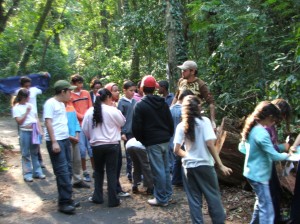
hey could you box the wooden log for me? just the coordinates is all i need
[217,146,245,185]
[220,117,244,134]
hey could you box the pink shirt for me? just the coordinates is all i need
[133,92,143,102]
[82,104,126,146]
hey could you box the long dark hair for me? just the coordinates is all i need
[12,88,30,106]
[241,101,281,141]
[93,88,112,128]
[182,95,202,142]
[271,98,292,133]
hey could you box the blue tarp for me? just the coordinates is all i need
[0,74,50,94]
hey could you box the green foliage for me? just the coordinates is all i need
[0,0,299,125]
[187,0,300,122]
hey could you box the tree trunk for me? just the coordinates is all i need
[165,0,187,92]
[130,41,140,82]
[216,117,296,194]
[100,0,110,48]
[17,0,54,75]
[0,0,20,34]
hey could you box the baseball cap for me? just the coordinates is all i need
[177,60,198,70]
[54,80,76,92]
[141,75,159,88]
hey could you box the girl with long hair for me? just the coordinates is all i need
[12,88,45,182]
[173,95,232,223]
[267,99,292,223]
[239,101,290,224]
[82,88,125,207]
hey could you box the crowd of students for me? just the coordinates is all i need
[10,60,300,223]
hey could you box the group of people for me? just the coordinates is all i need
[10,60,300,224]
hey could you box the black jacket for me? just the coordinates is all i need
[132,94,174,146]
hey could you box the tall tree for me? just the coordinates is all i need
[165,0,187,92]
[17,0,54,75]
[0,0,20,34]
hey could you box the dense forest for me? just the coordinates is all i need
[0,0,299,130]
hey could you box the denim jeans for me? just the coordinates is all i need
[182,165,225,224]
[79,131,93,158]
[92,144,120,207]
[19,130,44,179]
[247,178,274,224]
[147,142,172,204]
[46,139,73,205]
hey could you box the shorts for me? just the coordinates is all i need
[79,131,93,158]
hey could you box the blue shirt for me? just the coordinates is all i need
[66,104,81,137]
[169,103,182,149]
[241,125,289,182]
[165,93,174,107]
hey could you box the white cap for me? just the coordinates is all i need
[177,60,198,70]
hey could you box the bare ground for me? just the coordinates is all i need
[0,116,255,224]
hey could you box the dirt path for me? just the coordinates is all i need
[0,116,254,223]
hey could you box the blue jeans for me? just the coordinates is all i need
[147,142,172,204]
[247,178,274,224]
[46,139,73,205]
[19,130,43,179]
[92,144,120,207]
[79,131,93,158]
[182,165,225,224]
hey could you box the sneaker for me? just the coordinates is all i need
[73,181,90,189]
[24,177,33,182]
[33,174,46,179]
[117,191,130,197]
[58,204,75,214]
[132,186,139,194]
[83,173,91,182]
[147,198,168,207]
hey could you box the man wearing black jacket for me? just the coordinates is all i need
[132,75,174,207]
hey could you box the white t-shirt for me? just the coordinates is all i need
[28,87,42,114]
[12,103,37,128]
[173,116,216,168]
[43,98,69,141]
[15,87,42,114]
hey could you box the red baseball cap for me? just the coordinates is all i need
[141,75,159,88]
